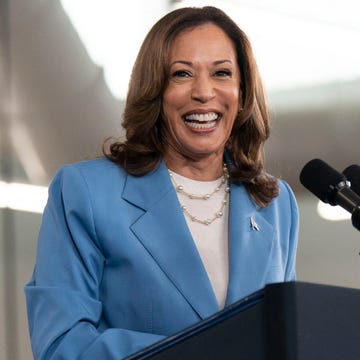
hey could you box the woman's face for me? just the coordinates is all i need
[162,23,240,164]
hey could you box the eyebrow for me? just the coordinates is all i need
[170,59,234,67]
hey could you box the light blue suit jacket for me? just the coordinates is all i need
[25,157,298,359]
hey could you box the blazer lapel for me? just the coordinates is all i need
[225,183,275,305]
[122,162,219,320]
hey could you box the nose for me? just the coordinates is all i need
[191,75,215,103]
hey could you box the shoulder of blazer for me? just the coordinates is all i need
[56,158,174,211]
[53,157,127,190]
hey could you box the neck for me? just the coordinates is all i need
[164,153,224,181]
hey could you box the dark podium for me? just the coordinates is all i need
[126,282,360,360]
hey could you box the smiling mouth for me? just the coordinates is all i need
[183,112,221,130]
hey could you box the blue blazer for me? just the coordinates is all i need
[25,157,299,359]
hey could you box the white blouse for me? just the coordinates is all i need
[170,171,229,309]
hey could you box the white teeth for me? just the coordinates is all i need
[185,121,217,129]
[184,112,218,122]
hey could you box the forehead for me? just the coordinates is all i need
[169,23,237,60]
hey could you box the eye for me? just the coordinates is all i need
[214,69,232,77]
[172,70,191,78]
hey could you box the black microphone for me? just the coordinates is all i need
[343,164,360,196]
[300,159,360,231]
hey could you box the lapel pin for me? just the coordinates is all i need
[250,217,260,231]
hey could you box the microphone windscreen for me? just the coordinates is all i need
[299,159,346,204]
[343,164,360,195]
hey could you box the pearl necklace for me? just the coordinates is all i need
[168,164,230,225]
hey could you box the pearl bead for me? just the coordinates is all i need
[168,164,230,226]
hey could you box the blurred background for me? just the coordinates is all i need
[0,0,359,358]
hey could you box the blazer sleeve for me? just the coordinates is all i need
[24,165,165,360]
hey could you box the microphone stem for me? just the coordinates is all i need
[335,187,360,213]
[352,207,360,232]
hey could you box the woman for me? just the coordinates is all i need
[25,6,298,360]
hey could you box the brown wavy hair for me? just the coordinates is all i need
[103,6,279,207]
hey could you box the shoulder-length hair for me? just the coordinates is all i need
[103,6,279,207]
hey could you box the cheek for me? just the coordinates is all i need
[224,90,240,132]
[162,89,188,123]
[162,92,177,118]
[225,90,240,122]
[219,83,240,112]
[164,83,190,104]
[162,95,182,134]
[228,87,240,106]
